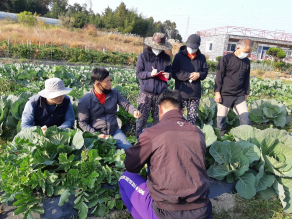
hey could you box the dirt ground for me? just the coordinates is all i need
[251,69,292,80]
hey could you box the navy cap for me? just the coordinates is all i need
[186,34,201,49]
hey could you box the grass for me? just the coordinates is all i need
[0,20,182,56]
[213,194,292,219]
[0,138,6,146]
[68,194,292,219]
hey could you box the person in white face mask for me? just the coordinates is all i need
[135,32,173,138]
[214,38,253,136]
[172,34,209,125]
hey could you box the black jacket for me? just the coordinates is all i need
[136,49,172,95]
[172,46,208,99]
[214,52,250,96]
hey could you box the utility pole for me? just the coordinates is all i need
[184,15,190,42]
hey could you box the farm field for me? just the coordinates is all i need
[0,20,182,57]
[1,63,292,218]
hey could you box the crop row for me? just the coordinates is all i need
[1,63,292,218]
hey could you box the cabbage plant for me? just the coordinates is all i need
[249,99,288,128]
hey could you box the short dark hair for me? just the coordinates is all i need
[158,89,183,110]
[91,68,110,83]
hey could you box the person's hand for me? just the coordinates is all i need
[41,125,47,134]
[189,72,200,81]
[245,95,248,101]
[215,92,222,103]
[98,134,109,139]
[162,72,170,79]
[133,110,141,119]
[151,66,158,77]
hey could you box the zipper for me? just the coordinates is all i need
[103,97,109,135]
[49,105,58,127]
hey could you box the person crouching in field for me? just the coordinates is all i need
[78,68,141,151]
[21,78,75,132]
[135,32,172,138]
[119,89,212,219]
[214,39,253,136]
[172,34,208,125]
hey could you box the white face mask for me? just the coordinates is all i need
[187,47,197,54]
[238,52,249,59]
[152,48,162,56]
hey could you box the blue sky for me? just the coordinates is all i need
[68,0,292,41]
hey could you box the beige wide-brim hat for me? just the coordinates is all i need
[144,32,173,50]
[39,78,72,99]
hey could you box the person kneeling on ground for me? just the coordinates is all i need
[119,89,212,219]
[78,68,141,151]
[21,78,75,132]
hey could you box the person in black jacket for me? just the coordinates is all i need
[214,39,253,136]
[172,34,208,125]
[135,32,173,137]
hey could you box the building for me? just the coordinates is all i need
[197,26,292,63]
[0,11,61,25]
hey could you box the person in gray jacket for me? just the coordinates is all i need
[78,68,141,150]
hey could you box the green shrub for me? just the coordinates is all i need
[16,11,38,26]
[216,56,222,62]
[274,62,285,72]
[267,47,286,61]
[207,60,218,73]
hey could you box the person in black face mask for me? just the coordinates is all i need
[78,68,141,151]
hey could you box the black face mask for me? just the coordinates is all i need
[99,84,111,95]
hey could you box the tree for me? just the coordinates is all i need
[267,47,286,62]
[154,20,182,42]
[0,0,10,12]
[102,7,115,29]
[46,0,68,18]
[1,0,51,15]
[267,47,287,72]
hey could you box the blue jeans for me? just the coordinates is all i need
[112,128,132,151]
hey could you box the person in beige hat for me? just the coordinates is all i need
[135,32,173,138]
[21,78,75,131]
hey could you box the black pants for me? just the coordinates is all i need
[135,92,159,138]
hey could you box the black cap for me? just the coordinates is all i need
[186,34,201,49]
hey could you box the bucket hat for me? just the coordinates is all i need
[186,34,201,49]
[38,78,72,99]
[144,32,173,50]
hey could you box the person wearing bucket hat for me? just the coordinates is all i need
[21,78,75,131]
[78,68,141,151]
[135,32,173,138]
[172,34,208,125]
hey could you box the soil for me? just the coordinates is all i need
[0,179,236,219]
[251,69,292,80]
[210,193,236,214]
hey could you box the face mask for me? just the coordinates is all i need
[238,52,249,59]
[152,48,162,56]
[99,84,111,95]
[187,47,197,54]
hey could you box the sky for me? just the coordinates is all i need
[68,0,292,41]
